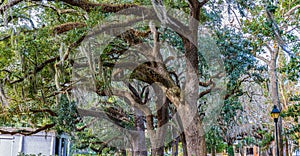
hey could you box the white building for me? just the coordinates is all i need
[0,128,70,156]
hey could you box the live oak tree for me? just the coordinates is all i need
[1,0,298,156]
[0,0,217,155]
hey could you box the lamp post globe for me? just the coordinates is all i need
[271,105,281,122]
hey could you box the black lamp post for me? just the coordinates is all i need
[271,105,281,156]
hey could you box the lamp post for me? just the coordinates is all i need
[271,105,281,156]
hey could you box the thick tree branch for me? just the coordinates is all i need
[199,79,213,87]
[77,108,108,119]
[0,84,8,106]
[199,82,215,98]
[128,83,143,104]
[85,5,191,41]
[116,29,151,46]
[86,16,151,39]
[284,5,300,17]
[60,0,137,12]
[30,109,57,116]
[77,108,131,129]
[0,0,137,16]
[256,55,270,64]
[113,89,152,116]
[130,61,176,89]
[89,137,122,153]
[119,6,191,36]
[266,9,293,56]
[0,123,55,136]
[53,22,86,34]
[150,22,163,62]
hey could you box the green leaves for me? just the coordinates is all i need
[55,94,78,133]
[266,4,278,14]
[279,56,300,81]
[206,126,227,153]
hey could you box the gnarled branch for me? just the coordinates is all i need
[60,0,137,12]
[0,123,55,136]
[53,22,86,34]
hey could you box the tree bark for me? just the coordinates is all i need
[177,0,207,155]
[211,145,216,156]
[172,136,179,156]
[170,100,185,156]
[268,48,283,156]
[178,104,206,156]
[121,149,127,156]
[155,100,168,156]
[132,108,147,156]
[147,84,169,156]
[285,136,288,156]
[0,84,8,107]
[181,133,188,156]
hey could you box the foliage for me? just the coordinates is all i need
[281,103,300,141]
[55,94,78,134]
[17,153,43,156]
[227,145,234,156]
[206,126,227,153]
[213,27,266,143]
[0,0,299,155]
[280,56,300,81]
[258,130,274,150]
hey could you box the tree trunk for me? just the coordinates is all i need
[148,84,169,156]
[132,108,147,156]
[149,0,208,155]
[0,84,8,107]
[285,136,288,156]
[170,101,185,156]
[121,149,126,156]
[183,115,206,156]
[155,101,168,156]
[241,145,244,156]
[279,119,283,156]
[179,0,208,154]
[268,48,283,156]
[180,43,206,155]
[172,136,179,156]
[178,104,206,156]
[180,20,206,156]
[181,133,188,156]
[211,145,216,156]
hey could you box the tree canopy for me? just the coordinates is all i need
[0,0,299,155]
